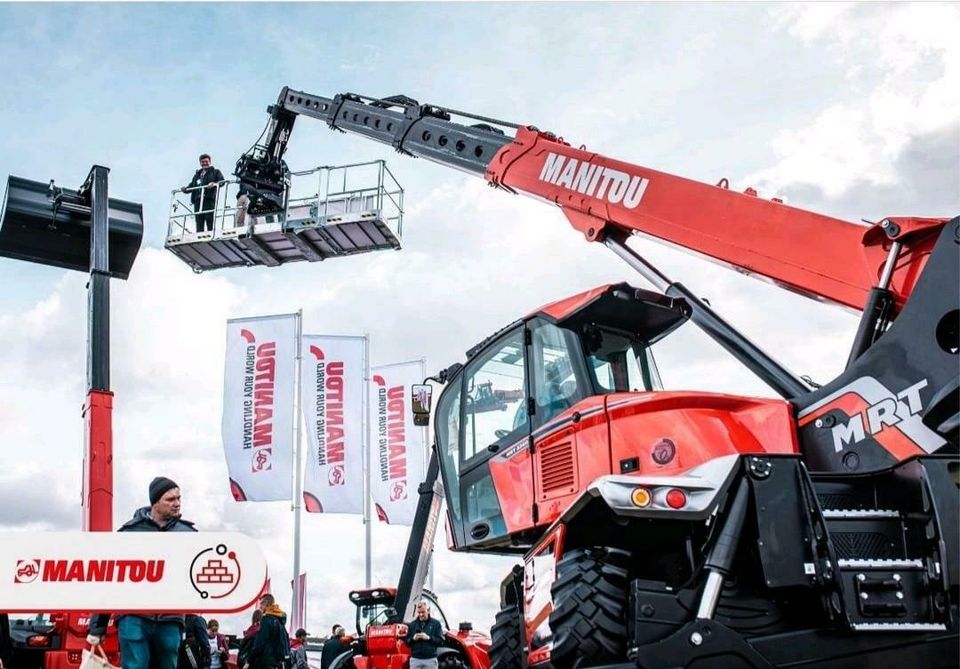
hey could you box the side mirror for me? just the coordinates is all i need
[412,384,433,426]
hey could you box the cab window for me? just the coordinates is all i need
[530,323,585,429]
[435,384,462,525]
[583,326,662,393]
[462,329,527,463]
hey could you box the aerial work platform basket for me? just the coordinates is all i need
[165,160,403,272]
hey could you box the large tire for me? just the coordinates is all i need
[438,652,468,669]
[489,603,523,669]
[549,546,630,669]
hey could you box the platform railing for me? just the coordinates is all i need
[167,180,246,240]
[167,160,403,244]
[285,160,403,237]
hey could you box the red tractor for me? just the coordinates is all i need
[228,88,958,669]
[334,588,489,669]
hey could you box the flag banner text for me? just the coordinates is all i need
[222,314,298,501]
[301,335,366,514]
[370,361,426,525]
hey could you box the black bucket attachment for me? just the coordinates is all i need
[0,175,143,279]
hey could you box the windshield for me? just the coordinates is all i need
[356,602,393,633]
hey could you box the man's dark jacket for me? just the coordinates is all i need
[88,508,197,636]
[403,617,444,659]
[246,611,289,669]
[186,167,225,209]
[320,635,353,669]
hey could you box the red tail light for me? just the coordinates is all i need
[27,634,51,648]
[665,488,687,509]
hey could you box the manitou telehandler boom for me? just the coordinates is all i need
[236,87,958,669]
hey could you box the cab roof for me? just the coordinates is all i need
[532,282,688,343]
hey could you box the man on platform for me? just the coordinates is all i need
[183,153,224,233]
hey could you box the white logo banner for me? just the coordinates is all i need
[301,335,366,514]
[370,361,426,525]
[222,314,298,502]
[0,532,266,612]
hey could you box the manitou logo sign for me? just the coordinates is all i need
[538,153,650,209]
[35,559,165,583]
[1,532,266,613]
[799,377,944,454]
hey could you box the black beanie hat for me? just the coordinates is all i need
[149,476,179,505]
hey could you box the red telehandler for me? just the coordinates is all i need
[233,88,959,669]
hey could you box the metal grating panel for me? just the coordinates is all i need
[539,440,576,497]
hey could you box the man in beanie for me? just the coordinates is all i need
[87,476,197,669]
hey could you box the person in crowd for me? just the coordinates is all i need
[0,614,12,668]
[403,602,444,669]
[87,477,197,669]
[319,625,354,669]
[290,628,309,669]
[242,594,289,669]
[237,609,263,668]
[207,619,230,669]
[183,153,224,233]
[178,614,211,669]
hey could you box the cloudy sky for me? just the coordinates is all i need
[0,1,956,637]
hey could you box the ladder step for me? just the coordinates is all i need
[851,622,947,632]
[838,558,924,570]
[823,509,900,519]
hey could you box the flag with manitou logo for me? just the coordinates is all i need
[222,314,298,502]
[369,360,426,526]
[301,335,366,514]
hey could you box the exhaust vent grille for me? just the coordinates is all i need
[540,440,576,497]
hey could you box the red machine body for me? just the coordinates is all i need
[486,391,797,538]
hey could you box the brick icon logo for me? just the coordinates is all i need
[196,558,235,585]
[189,544,242,600]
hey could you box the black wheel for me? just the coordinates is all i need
[438,652,469,669]
[489,602,523,669]
[549,546,630,669]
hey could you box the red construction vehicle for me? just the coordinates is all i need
[338,587,489,669]
[323,451,490,669]
[231,88,959,668]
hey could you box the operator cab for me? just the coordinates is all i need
[165,160,403,272]
[430,283,689,553]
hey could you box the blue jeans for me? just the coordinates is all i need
[117,616,181,669]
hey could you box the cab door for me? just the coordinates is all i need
[528,320,607,524]
[457,326,531,547]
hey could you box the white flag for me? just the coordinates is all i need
[222,314,298,502]
[370,360,426,525]
[301,335,366,514]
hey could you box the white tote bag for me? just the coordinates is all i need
[79,644,119,669]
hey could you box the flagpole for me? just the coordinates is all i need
[291,309,304,630]
[363,333,372,587]
[419,357,435,594]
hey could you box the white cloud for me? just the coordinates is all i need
[750,2,960,198]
